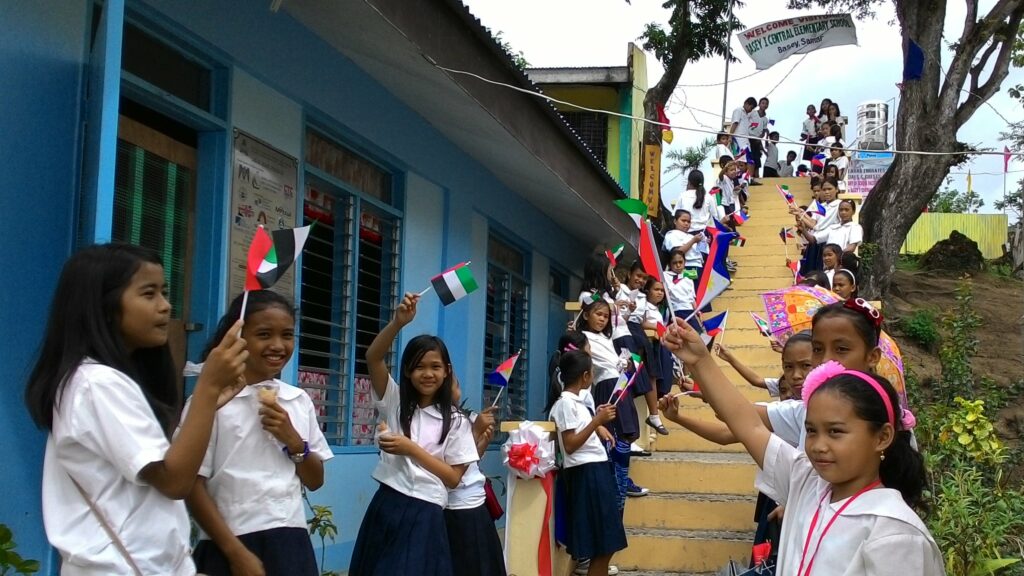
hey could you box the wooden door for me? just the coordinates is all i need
[113,115,196,382]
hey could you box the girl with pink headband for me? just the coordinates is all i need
[660,302,944,575]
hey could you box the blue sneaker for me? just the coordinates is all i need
[626,478,650,497]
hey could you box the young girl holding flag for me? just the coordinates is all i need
[349,293,479,576]
[661,307,943,575]
[25,244,248,575]
[186,290,333,576]
[550,350,627,576]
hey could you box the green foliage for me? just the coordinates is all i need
[490,31,529,70]
[304,490,339,576]
[0,525,40,576]
[909,276,1024,575]
[903,308,940,349]
[928,178,985,213]
[1008,21,1023,104]
[858,241,877,274]
[664,138,715,176]
[635,1,743,70]
[936,279,982,401]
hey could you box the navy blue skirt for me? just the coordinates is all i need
[801,242,824,275]
[562,461,628,560]
[594,377,639,441]
[194,527,317,576]
[650,341,676,397]
[444,504,507,576]
[350,483,453,576]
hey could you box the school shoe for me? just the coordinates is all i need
[626,478,650,497]
[573,559,620,575]
[630,442,652,456]
[646,415,670,435]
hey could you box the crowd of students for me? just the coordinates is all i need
[26,161,938,576]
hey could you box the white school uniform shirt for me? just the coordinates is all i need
[550,391,608,468]
[674,188,722,238]
[447,413,486,510]
[627,289,649,325]
[583,330,621,383]
[756,435,945,576]
[764,398,808,449]
[779,164,794,178]
[372,376,479,508]
[42,361,195,575]
[580,289,631,341]
[664,270,697,312]
[662,229,703,268]
[802,116,820,140]
[730,107,753,150]
[713,143,732,162]
[830,155,850,190]
[644,302,670,327]
[717,176,737,215]
[183,379,334,539]
[825,268,836,286]
[814,221,863,250]
[814,198,842,231]
[764,142,781,171]
[764,377,781,398]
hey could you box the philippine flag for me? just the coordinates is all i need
[694,232,737,311]
[811,153,827,168]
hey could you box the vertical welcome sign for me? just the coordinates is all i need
[737,14,858,70]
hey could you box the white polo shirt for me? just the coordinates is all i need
[583,330,621,383]
[664,271,696,312]
[580,290,631,341]
[765,399,807,449]
[447,413,486,510]
[550,391,608,468]
[730,107,754,149]
[372,377,478,508]
[183,379,334,539]
[42,361,195,575]
[814,221,863,249]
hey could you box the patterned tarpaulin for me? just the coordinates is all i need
[760,285,908,409]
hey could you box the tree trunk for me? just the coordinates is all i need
[859,0,952,298]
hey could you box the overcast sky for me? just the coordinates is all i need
[463,0,1023,214]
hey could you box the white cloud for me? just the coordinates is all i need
[463,0,1024,212]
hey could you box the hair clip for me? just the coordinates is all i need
[564,343,578,352]
[843,297,882,330]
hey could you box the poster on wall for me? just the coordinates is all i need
[847,151,894,198]
[351,375,378,445]
[229,130,299,302]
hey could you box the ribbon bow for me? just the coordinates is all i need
[502,421,557,479]
[507,443,539,475]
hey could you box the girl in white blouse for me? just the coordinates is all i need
[660,311,944,576]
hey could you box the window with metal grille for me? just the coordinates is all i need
[112,139,191,317]
[484,235,530,425]
[560,111,609,166]
[299,131,398,446]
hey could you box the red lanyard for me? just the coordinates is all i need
[795,480,881,576]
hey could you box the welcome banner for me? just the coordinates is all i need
[738,14,858,70]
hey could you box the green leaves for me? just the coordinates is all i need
[0,524,40,575]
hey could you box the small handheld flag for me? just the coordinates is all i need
[694,232,737,312]
[809,200,827,216]
[429,262,479,306]
[811,153,827,168]
[1005,146,1012,173]
[246,225,312,291]
[779,227,796,244]
[776,185,795,205]
[703,311,729,337]
[489,351,521,406]
[605,243,625,267]
[750,312,772,338]
[731,211,748,226]
[731,236,747,247]
[614,199,648,228]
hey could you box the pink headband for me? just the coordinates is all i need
[802,361,915,430]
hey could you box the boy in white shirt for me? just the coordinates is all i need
[779,151,797,177]
[763,131,781,177]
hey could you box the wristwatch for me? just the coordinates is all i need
[283,441,309,463]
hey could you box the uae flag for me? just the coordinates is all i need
[246,225,312,291]
[614,198,647,228]
[431,262,479,306]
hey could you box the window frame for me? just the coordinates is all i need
[298,123,403,452]
[483,232,532,429]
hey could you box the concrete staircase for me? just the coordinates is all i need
[616,177,813,575]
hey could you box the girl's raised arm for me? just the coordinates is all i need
[663,320,772,468]
[366,293,418,400]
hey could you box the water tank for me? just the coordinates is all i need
[857,101,889,150]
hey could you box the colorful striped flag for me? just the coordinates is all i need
[809,200,827,216]
[614,199,647,228]
[488,352,521,387]
[605,243,625,267]
[750,312,772,338]
[777,184,795,205]
[246,225,312,291]
[431,262,479,305]
[732,211,748,226]
[731,236,747,247]
[811,153,827,168]
[694,232,736,311]
[1005,146,1012,173]
[703,311,729,337]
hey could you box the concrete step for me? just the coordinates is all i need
[616,528,756,573]
[629,452,757,495]
[652,427,747,453]
[624,492,758,532]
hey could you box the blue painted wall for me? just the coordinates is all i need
[0,2,88,572]
[3,0,593,571]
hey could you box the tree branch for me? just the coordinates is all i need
[960,0,980,45]
[955,5,1024,127]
